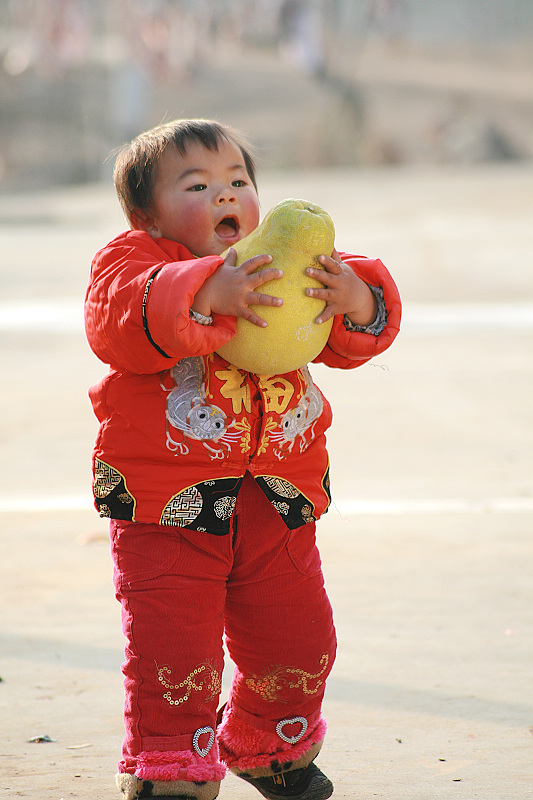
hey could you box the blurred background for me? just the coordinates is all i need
[1,0,533,191]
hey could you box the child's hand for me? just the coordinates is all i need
[305,249,377,326]
[192,248,283,328]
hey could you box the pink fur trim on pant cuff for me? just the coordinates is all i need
[217,707,327,772]
[135,748,227,782]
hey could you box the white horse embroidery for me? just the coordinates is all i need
[162,357,241,459]
[268,366,323,459]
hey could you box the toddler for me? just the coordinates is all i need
[85,118,401,800]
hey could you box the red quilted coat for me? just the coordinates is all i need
[85,230,401,534]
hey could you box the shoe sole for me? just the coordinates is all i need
[240,774,333,800]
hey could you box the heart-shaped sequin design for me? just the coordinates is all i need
[193,726,215,758]
[276,716,308,744]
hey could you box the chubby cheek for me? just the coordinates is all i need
[183,208,216,255]
[237,200,260,241]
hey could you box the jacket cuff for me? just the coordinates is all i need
[343,285,387,336]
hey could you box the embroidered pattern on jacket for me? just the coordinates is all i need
[267,366,323,459]
[158,661,221,707]
[159,485,203,525]
[160,477,243,533]
[214,363,252,414]
[262,477,300,498]
[258,375,295,414]
[214,364,254,453]
[245,654,329,703]
[161,357,241,459]
[255,476,316,530]
[93,458,135,520]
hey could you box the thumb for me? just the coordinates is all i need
[223,247,237,266]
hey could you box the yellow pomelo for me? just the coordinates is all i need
[216,198,335,375]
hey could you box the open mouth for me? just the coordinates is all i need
[215,216,239,239]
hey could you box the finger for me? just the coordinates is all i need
[252,266,283,286]
[240,253,273,273]
[239,308,268,327]
[248,291,283,307]
[317,254,342,272]
[305,269,338,289]
[315,305,337,325]
[306,286,333,301]
[223,247,237,266]
[306,268,330,286]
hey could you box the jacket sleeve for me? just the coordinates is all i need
[314,252,402,369]
[84,231,236,374]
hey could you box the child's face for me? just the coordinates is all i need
[141,138,260,256]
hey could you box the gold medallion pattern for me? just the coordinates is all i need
[93,458,135,519]
[94,459,122,499]
[160,486,203,526]
[262,476,300,499]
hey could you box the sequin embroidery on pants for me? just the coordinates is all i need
[245,654,329,702]
[158,662,222,707]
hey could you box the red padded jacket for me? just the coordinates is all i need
[85,230,401,534]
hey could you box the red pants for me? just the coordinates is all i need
[111,472,336,786]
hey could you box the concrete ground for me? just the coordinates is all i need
[1,162,532,799]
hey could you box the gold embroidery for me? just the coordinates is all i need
[233,417,252,454]
[286,654,329,695]
[295,368,307,399]
[301,504,315,524]
[245,654,329,703]
[258,417,278,456]
[118,492,133,504]
[245,665,287,703]
[258,376,295,414]
[272,366,323,458]
[204,354,215,399]
[94,458,121,499]
[214,495,237,520]
[262,476,300,499]
[160,486,203,526]
[158,662,221,707]
[215,365,252,414]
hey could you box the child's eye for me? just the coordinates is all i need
[232,179,247,188]
[188,184,207,192]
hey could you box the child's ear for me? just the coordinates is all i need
[130,208,161,238]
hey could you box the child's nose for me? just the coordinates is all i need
[215,185,237,204]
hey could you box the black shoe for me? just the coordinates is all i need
[238,763,333,800]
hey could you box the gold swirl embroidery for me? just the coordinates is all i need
[158,662,221,707]
[245,654,329,703]
[286,653,329,695]
[233,417,252,454]
[258,417,278,456]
